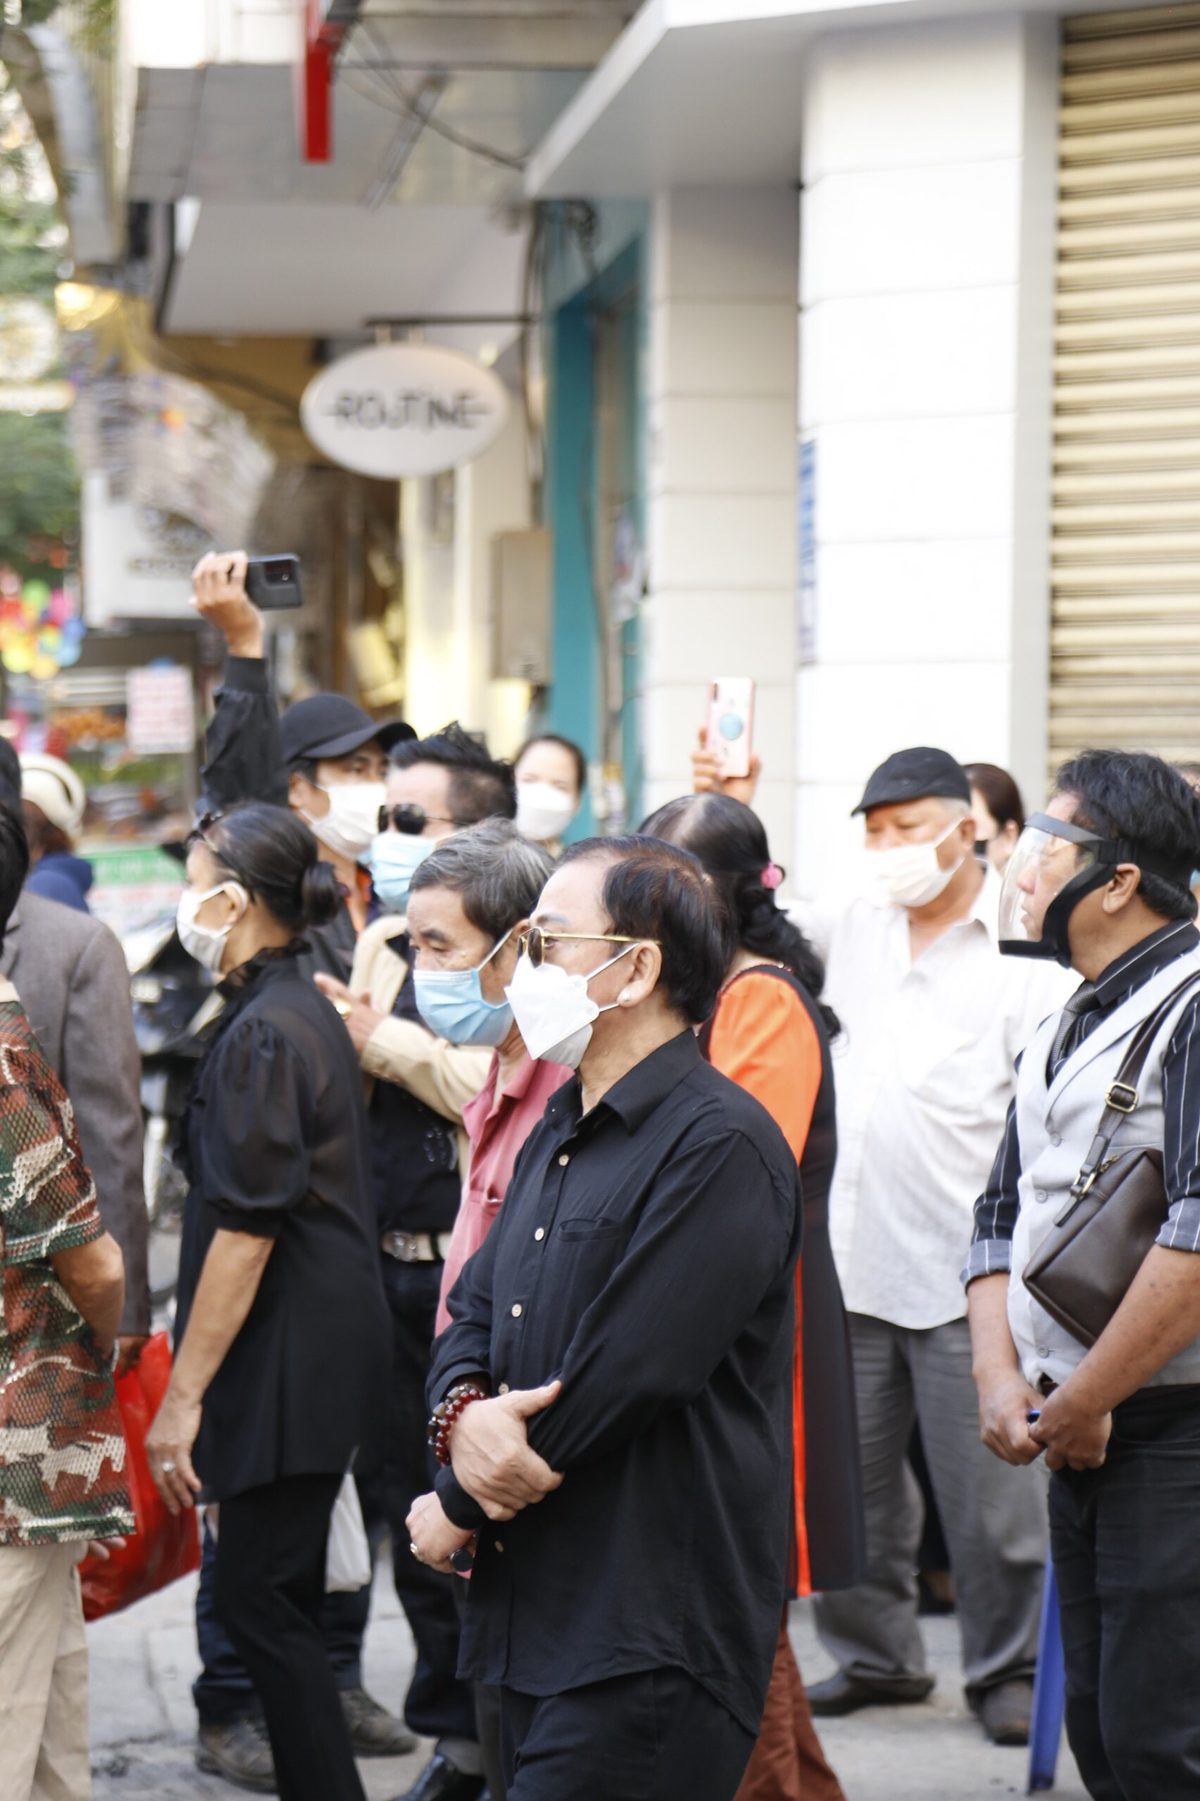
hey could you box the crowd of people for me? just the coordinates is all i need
[5,546,1200,1801]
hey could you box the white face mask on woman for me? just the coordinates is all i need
[515,782,578,845]
[176,882,248,972]
[863,818,964,910]
[305,782,387,863]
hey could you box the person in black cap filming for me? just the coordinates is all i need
[191,553,504,1800]
[800,746,1068,1747]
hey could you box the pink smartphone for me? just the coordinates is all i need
[705,678,755,781]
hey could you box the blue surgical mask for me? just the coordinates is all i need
[413,929,514,1046]
[369,831,434,912]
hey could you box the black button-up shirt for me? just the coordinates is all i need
[966,919,1200,1280]
[429,1028,801,1735]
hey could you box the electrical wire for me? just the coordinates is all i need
[339,20,530,172]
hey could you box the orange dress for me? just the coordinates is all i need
[707,967,847,1801]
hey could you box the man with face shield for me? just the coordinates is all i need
[801,747,1068,1748]
[967,751,1200,1800]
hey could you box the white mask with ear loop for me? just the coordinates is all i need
[305,783,387,863]
[864,817,966,909]
[176,882,249,972]
[505,943,638,1068]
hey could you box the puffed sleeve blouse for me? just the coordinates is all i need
[174,951,389,1503]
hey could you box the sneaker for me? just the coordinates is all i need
[339,1684,417,1756]
[196,1718,277,1793]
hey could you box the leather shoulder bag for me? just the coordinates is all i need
[1022,972,1200,1348]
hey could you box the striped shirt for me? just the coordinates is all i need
[965,918,1200,1280]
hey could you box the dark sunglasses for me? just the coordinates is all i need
[517,926,657,970]
[378,802,465,836]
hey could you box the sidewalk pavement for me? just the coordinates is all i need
[88,1565,1088,1801]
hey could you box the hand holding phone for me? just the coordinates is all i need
[704,678,755,782]
[245,555,304,610]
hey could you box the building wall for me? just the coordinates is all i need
[401,402,532,755]
[643,187,799,869]
[796,13,1059,896]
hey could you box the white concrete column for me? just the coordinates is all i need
[797,13,1059,895]
[644,186,798,868]
[402,403,532,755]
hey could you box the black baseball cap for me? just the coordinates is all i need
[852,747,972,816]
[279,694,415,766]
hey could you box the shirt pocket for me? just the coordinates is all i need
[897,993,976,1102]
[556,1215,624,1241]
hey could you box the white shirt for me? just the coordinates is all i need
[802,869,1072,1330]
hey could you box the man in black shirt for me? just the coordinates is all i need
[407,837,802,1801]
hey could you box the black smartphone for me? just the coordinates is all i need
[245,554,303,610]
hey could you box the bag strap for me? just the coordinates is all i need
[1070,968,1200,1201]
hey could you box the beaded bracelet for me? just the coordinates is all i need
[427,1381,488,1467]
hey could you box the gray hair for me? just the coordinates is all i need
[408,819,553,940]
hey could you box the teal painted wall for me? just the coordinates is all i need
[541,202,649,841]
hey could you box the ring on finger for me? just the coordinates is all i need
[161,1458,177,1473]
[409,1540,424,1564]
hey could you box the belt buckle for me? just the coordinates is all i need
[1105,1081,1138,1113]
[383,1230,421,1262]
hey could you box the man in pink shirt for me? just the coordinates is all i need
[405,820,569,1800]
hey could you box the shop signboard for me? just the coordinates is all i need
[126,664,195,755]
[300,342,510,478]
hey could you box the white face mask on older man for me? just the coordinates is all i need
[864,819,964,910]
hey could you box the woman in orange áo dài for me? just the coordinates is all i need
[643,791,866,1801]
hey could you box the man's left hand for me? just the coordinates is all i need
[313,974,385,1057]
[115,1335,149,1379]
[406,1491,474,1574]
[1029,1386,1111,1471]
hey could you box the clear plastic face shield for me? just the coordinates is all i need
[999,812,1130,965]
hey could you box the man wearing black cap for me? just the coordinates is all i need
[192,555,502,1800]
[802,747,1067,1747]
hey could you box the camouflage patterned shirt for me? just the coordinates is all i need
[0,982,133,1545]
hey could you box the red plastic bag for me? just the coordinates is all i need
[79,1331,200,1622]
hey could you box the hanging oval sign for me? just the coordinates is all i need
[300,342,510,478]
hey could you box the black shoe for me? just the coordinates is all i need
[196,1718,278,1793]
[807,1669,935,1716]
[970,1678,1033,1747]
[339,1685,417,1756]
[390,1752,486,1801]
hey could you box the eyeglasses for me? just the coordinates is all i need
[518,927,659,969]
[378,802,465,837]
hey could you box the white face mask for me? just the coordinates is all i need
[504,943,636,1068]
[515,782,578,845]
[864,818,965,910]
[306,782,387,863]
[176,882,248,973]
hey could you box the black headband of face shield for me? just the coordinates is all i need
[1001,812,1192,967]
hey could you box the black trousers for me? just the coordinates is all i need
[1051,1383,1200,1800]
[499,1668,754,1801]
[382,1256,478,1744]
[213,1473,365,1801]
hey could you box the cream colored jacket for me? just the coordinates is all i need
[349,915,490,1177]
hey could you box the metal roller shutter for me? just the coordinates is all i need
[1051,4,1200,771]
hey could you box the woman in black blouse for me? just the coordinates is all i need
[147,803,389,1801]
